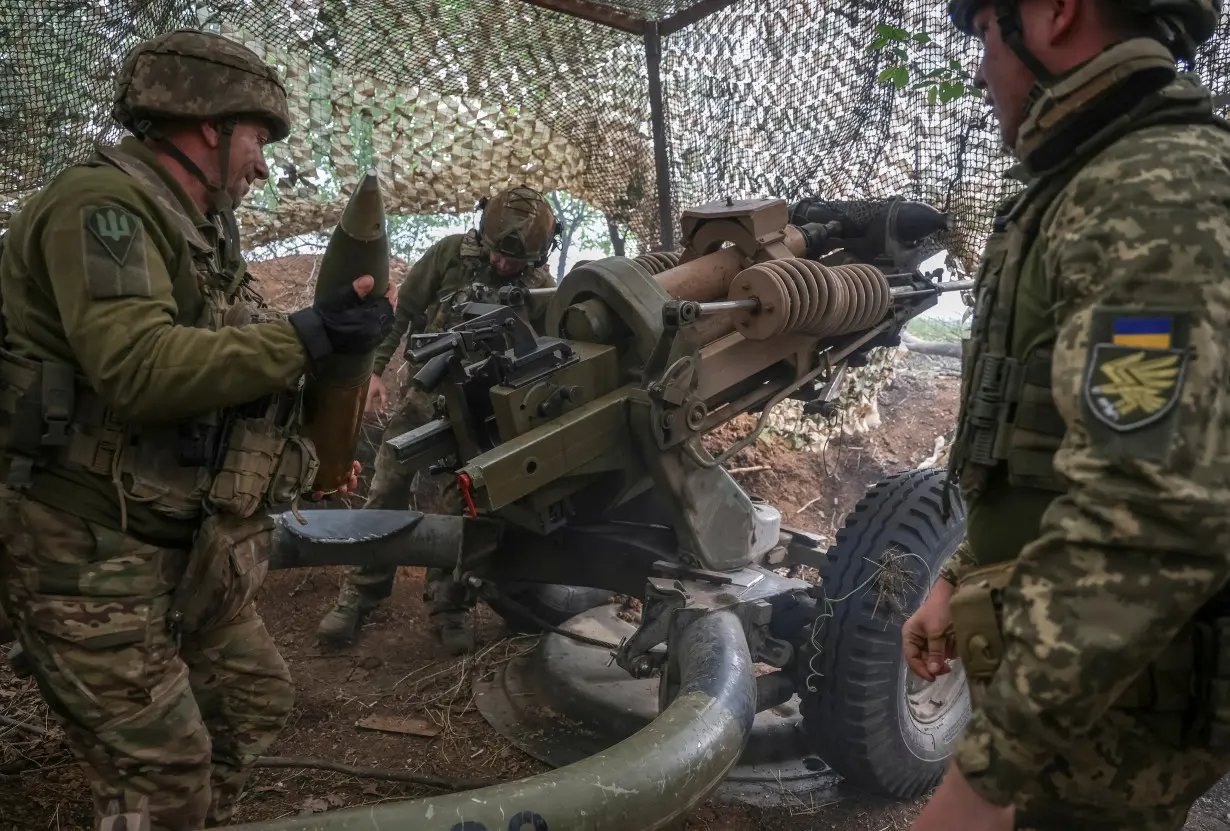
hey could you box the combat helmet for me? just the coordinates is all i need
[948,0,1221,70]
[477,187,561,269]
[112,28,290,142]
[111,29,290,268]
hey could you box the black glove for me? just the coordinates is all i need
[288,282,394,365]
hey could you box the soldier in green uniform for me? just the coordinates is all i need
[898,0,1230,829]
[316,187,559,653]
[0,30,392,830]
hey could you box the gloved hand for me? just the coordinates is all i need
[289,275,394,364]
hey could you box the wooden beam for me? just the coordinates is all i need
[660,0,742,35]
[517,0,646,35]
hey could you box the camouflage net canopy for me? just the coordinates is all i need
[2,0,1229,271]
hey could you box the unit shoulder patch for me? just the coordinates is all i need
[80,204,151,299]
[85,205,140,266]
[1083,344,1188,431]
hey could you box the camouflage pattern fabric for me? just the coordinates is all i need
[0,134,308,546]
[347,230,555,614]
[945,44,1230,826]
[372,229,555,375]
[0,41,307,824]
[341,387,455,606]
[479,186,559,264]
[0,486,293,830]
[111,29,290,141]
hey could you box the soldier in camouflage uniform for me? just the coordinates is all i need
[0,31,392,830]
[897,0,1230,829]
[317,187,559,653]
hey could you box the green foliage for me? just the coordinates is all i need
[906,316,963,343]
[387,213,467,261]
[870,24,976,106]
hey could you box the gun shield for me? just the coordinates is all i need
[300,169,390,491]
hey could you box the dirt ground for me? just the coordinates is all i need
[1,256,1227,828]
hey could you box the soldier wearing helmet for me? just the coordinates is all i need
[896,0,1230,829]
[316,186,562,653]
[0,29,391,829]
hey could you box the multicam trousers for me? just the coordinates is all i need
[0,489,293,830]
[1006,708,1230,830]
[345,387,465,615]
[961,667,1230,831]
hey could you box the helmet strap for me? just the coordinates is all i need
[992,1,1058,113]
[136,117,245,273]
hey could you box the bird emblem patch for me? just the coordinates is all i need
[1083,315,1188,432]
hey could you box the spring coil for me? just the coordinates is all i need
[727,258,891,340]
[633,250,682,276]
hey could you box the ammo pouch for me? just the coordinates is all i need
[170,511,275,634]
[952,560,1230,750]
[950,561,1014,709]
[0,348,319,522]
[206,417,319,518]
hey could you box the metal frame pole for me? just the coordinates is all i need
[644,21,674,251]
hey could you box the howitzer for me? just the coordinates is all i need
[247,195,972,831]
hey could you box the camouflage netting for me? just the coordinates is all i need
[2,0,1229,270]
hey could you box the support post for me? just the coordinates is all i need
[644,21,674,251]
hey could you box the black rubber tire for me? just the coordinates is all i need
[797,467,970,799]
[488,583,615,633]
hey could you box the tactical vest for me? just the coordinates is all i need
[945,40,1230,749]
[947,40,1225,505]
[420,230,554,336]
[0,145,318,529]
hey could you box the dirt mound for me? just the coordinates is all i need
[246,253,413,313]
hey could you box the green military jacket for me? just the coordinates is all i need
[0,136,309,544]
[943,38,1230,805]
[373,230,556,376]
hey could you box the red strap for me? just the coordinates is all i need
[457,472,478,517]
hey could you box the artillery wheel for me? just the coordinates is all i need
[796,467,970,799]
[486,583,615,632]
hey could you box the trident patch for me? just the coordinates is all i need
[86,206,139,266]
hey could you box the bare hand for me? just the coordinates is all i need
[911,762,1014,831]
[307,461,362,502]
[351,274,375,297]
[903,579,957,682]
[366,374,389,415]
[385,282,398,311]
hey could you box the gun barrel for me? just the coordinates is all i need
[889,278,975,299]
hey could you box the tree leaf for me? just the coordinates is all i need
[874,23,910,41]
[939,81,966,103]
[877,66,910,89]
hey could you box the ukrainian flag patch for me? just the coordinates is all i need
[1112,317,1172,349]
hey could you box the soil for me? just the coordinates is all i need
[0,255,1226,830]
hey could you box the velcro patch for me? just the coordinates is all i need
[1081,307,1196,461]
[81,205,151,298]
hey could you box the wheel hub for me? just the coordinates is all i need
[905,659,968,726]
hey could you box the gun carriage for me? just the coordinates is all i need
[255,194,973,831]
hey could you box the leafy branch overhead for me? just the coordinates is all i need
[870,24,976,106]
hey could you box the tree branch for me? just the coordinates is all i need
[900,331,962,358]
